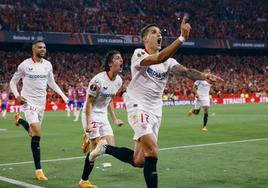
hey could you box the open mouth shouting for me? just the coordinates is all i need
[157,37,162,49]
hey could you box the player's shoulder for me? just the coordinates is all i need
[132,48,146,58]
[194,80,201,85]
[133,48,145,53]
[115,74,123,84]
[20,58,32,65]
[165,57,179,65]
[196,80,209,85]
[94,71,106,80]
[17,58,31,69]
[90,72,105,85]
[42,58,52,67]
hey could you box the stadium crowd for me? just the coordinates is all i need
[0,50,267,103]
[0,0,267,40]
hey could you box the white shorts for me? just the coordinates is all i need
[127,109,161,141]
[22,103,45,125]
[82,113,113,140]
[194,98,210,109]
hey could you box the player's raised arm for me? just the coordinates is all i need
[140,16,191,66]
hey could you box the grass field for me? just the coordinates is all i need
[0,103,268,188]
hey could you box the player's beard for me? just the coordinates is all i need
[36,52,45,58]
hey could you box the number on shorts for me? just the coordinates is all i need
[141,113,149,123]
[91,121,97,128]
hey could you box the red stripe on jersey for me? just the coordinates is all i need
[106,71,113,81]
[144,48,150,54]
[31,56,36,63]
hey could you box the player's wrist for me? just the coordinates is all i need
[178,35,186,43]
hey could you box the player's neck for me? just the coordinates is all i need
[144,47,158,54]
[106,71,116,81]
[32,55,43,63]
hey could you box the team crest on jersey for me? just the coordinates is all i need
[28,67,33,71]
[90,84,98,91]
[103,86,108,90]
[141,51,145,55]
[137,53,141,57]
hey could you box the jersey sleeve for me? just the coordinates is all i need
[131,48,149,69]
[167,58,180,71]
[194,80,200,86]
[87,75,102,97]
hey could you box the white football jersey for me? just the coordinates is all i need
[10,58,55,107]
[195,80,211,100]
[126,48,179,116]
[83,71,123,121]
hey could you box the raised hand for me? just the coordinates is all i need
[180,16,191,40]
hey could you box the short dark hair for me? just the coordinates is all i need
[103,50,121,71]
[140,23,158,39]
[32,40,45,45]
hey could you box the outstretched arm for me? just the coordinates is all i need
[171,64,224,82]
[141,16,191,66]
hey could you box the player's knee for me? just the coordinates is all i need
[30,131,41,137]
[132,158,144,168]
[90,138,99,150]
[145,146,158,158]
[193,109,200,115]
[29,126,41,136]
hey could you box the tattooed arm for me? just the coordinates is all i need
[171,64,224,82]
[171,64,206,80]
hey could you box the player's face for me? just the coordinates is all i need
[32,42,46,58]
[144,26,162,51]
[110,53,123,74]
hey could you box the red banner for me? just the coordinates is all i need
[1,96,268,112]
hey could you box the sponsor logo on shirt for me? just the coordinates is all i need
[146,67,168,80]
[28,74,47,79]
[100,92,115,97]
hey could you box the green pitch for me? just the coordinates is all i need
[0,103,268,188]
